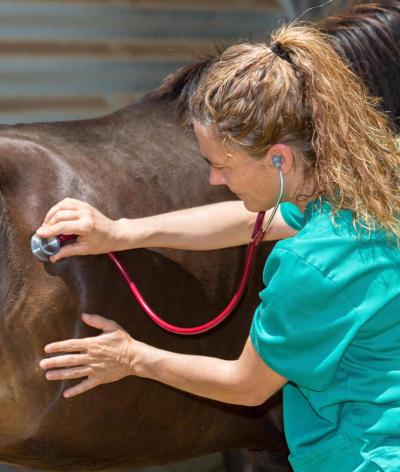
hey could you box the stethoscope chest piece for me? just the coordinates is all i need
[30,234,61,262]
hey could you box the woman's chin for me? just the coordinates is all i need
[242,199,260,213]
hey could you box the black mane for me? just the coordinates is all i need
[154,1,400,131]
[154,54,219,119]
[319,0,400,131]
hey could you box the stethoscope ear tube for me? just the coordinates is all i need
[256,168,284,241]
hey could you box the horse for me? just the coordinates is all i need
[0,1,398,471]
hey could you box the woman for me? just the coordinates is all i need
[37,23,400,471]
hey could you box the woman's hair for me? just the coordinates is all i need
[188,23,400,243]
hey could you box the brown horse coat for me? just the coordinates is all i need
[0,95,288,470]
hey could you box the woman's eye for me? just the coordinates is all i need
[202,155,226,170]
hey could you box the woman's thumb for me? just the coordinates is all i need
[81,313,122,332]
[50,242,87,263]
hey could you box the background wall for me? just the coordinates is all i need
[0,0,284,124]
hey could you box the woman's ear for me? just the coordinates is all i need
[265,144,294,174]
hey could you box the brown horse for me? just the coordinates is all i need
[0,97,287,470]
[0,1,398,471]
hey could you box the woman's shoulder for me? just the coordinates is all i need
[270,206,400,301]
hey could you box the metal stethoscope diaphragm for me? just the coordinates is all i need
[30,234,61,262]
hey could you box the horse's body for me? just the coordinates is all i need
[0,1,399,470]
[0,96,288,470]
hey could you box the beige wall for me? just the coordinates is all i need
[0,0,280,124]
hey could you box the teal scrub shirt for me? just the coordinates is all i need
[250,196,400,472]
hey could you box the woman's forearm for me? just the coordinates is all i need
[132,341,252,406]
[114,200,255,251]
[114,200,294,251]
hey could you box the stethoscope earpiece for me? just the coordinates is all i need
[272,154,283,169]
[258,153,285,235]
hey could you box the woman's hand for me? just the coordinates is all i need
[39,313,136,398]
[35,198,122,262]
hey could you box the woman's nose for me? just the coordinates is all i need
[209,167,226,186]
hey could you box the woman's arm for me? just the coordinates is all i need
[114,200,297,251]
[39,314,287,405]
[132,336,287,406]
[36,198,297,261]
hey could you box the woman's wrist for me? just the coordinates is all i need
[128,338,157,379]
[111,217,150,252]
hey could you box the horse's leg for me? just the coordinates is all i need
[246,392,290,472]
[249,449,292,472]
[222,450,252,472]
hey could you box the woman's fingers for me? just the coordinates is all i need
[81,313,123,333]
[36,220,87,239]
[45,366,91,381]
[42,198,82,226]
[40,314,132,398]
[39,354,87,371]
[49,241,90,263]
[37,212,81,238]
[63,378,99,398]
[47,210,80,227]
[44,338,88,354]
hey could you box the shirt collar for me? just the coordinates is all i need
[303,195,330,223]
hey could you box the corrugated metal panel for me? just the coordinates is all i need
[0,0,281,124]
[0,2,278,39]
[7,0,280,12]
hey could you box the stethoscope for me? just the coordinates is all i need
[31,155,284,335]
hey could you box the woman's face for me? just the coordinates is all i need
[193,122,284,212]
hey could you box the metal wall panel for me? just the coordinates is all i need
[0,0,280,124]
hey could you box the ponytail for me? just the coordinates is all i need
[189,23,400,242]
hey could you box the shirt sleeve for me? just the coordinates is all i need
[279,202,305,231]
[250,248,361,391]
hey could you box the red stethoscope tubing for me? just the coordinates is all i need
[59,211,267,335]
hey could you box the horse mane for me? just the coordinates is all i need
[319,0,400,132]
[153,53,220,119]
[153,1,400,132]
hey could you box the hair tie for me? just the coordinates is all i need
[271,42,292,64]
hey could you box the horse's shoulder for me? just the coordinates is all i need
[0,124,62,154]
[0,127,77,194]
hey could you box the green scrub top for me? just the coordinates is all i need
[250,196,400,472]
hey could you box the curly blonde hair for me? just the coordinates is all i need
[188,23,400,244]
